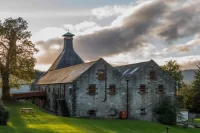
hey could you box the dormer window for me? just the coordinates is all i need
[150,71,156,80]
[98,69,105,80]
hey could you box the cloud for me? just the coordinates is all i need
[33,0,200,71]
[63,21,102,35]
[32,27,66,42]
[92,4,133,20]
[35,38,63,64]
[74,0,169,60]
[180,59,200,70]
[158,1,200,40]
[162,36,200,55]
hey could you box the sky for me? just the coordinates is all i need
[1,0,200,71]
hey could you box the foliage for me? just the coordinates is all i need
[177,84,194,110]
[191,64,200,112]
[178,64,200,113]
[0,17,38,99]
[1,101,199,133]
[193,64,200,90]
[153,96,181,125]
[0,101,10,125]
[161,60,183,88]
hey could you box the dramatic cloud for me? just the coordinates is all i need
[75,0,169,60]
[34,0,200,70]
[35,38,63,64]
[158,1,200,40]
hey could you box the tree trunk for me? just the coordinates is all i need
[1,72,12,101]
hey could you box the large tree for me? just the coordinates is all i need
[161,60,183,88]
[0,17,38,100]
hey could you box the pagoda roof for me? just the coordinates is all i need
[62,32,75,37]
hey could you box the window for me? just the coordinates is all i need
[53,88,55,93]
[109,85,116,95]
[88,84,96,95]
[150,71,156,80]
[140,85,146,93]
[88,110,96,116]
[48,88,50,93]
[158,85,164,93]
[98,69,105,80]
[140,108,146,115]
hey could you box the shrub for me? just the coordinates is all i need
[0,101,10,125]
[153,96,182,125]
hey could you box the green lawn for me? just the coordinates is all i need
[0,101,199,133]
[195,118,200,124]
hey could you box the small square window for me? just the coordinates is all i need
[140,85,146,93]
[150,71,156,80]
[88,84,96,95]
[140,108,146,115]
[109,85,116,95]
[158,85,164,93]
[88,110,96,116]
[98,69,105,80]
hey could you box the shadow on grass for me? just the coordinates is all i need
[4,101,57,133]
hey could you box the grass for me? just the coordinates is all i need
[194,118,200,124]
[0,101,199,133]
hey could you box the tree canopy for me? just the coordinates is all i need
[0,17,38,100]
[161,60,183,88]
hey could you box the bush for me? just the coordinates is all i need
[0,101,10,125]
[153,96,181,125]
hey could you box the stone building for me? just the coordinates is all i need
[31,32,176,121]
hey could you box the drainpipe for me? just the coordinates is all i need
[126,78,129,119]
[103,65,107,102]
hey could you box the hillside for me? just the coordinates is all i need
[182,69,197,84]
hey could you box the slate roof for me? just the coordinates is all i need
[48,49,84,71]
[115,61,150,76]
[36,61,96,85]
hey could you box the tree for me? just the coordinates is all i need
[177,64,200,113]
[0,17,38,100]
[161,60,183,88]
[153,96,182,125]
[193,64,200,90]
[191,64,200,112]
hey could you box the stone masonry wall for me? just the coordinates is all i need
[127,60,176,121]
[74,59,127,118]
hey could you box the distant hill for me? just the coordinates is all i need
[11,70,46,94]
[182,69,197,84]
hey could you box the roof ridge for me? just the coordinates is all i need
[115,60,150,68]
[48,60,97,72]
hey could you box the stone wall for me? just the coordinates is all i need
[31,60,175,121]
[74,59,126,118]
[128,60,176,121]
